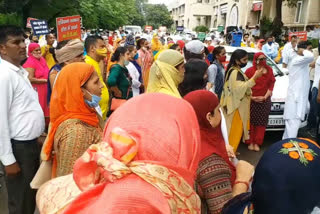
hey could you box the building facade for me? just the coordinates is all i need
[169,0,320,32]
[263,0,320,31]
[169,0,214,30]
[169,0,263,31]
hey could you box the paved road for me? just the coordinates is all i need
[237,131,284,166]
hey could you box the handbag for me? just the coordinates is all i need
[30,160,52,189]
[110,98,127,111]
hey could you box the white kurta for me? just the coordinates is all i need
[126,62,141,97]
[283,50,314,121]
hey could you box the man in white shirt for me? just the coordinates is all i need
[0,25,45,214]
[282,35,298,68]
[305,55,320,137]
[283,41,314,139]
[251,25,260,37]
[262,36,278,60]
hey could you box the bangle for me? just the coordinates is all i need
[234,181,249,190]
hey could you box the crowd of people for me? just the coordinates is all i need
[0,23,320,214]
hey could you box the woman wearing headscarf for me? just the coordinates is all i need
[23,43,50,118]
[41,63,104,178]
[256,39,265,50]
[245,53,275,152]
[220,50,263,152]
[137,38,153,89]
[47,39,85,103]
[147,49,185,98]
[177,40,185,54]
[222,138,320,214]
[185,90,254,214]
[151,33,163,56]
[36,93,201,214]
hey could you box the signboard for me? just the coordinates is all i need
[145,25,153,31]
[30,20,50,36]
[198,32,206,41]
[56,15,81,42]
[26,17,37,28]
[289,31,307,41]
[252,2,263,11]
[176,26,184,32]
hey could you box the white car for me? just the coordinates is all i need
[223,46,309,131]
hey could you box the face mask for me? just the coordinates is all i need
[257,59,267,67]
[124,60,130,66]
[96,48,108,57]
[85,90,102,108]
[133,53,139,60]
[268,41,273,45]
[218,55,226,62]
[239,62,247,68]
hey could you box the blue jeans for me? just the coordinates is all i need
[308,88,320,129]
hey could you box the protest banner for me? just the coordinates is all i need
[30,20,50,36]
[176,26,184,32]
[26,17,37,28]
[145,25,153,31]
[56,15,81,42]
[289,31,307,41]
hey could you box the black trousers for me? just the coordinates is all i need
[5,139,40,214]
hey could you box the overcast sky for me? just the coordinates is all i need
[149,0,172,6]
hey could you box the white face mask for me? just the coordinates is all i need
[95,106,103,118]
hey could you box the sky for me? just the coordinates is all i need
[148,0,172,6]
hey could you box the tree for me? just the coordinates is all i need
[0,0,146,29]
[145,4,173,29]
[265,0,299,37]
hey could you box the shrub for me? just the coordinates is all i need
[194,25,209,33]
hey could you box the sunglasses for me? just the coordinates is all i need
[257,58,266,61]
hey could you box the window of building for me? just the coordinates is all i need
[295,1,303,23]
[197,0,202,3]
[204,0,210,3]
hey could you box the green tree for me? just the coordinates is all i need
[0,0,146,29]
[145,4,173,29]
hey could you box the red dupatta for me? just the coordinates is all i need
[184,90,236,185]
[245,52,275,97]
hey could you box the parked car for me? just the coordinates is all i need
[223,46,309,131]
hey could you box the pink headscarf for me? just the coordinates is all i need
[28,42,40,56]
[23,43,49,79]
[37,93,201,214]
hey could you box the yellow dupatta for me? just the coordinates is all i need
[151,34,163,51]
[147,49,184,98]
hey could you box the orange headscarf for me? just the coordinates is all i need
[41,62,99,177]
[37,93,201,214]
